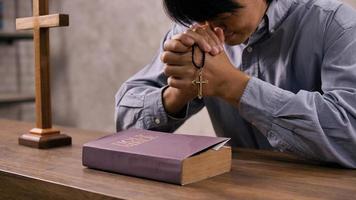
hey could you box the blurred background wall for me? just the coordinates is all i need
[0,0,355,135]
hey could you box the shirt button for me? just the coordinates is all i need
[154,118,161,125]
[246,46,253,53]
[267,131,274,138]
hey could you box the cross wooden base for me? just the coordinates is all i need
[19,128,72,149]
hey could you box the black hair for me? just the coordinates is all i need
[163,0,273,27]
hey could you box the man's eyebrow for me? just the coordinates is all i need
[215,13,233,20]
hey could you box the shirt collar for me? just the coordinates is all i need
[247,0,295,45]
[247,16,268,44]
[265,0,295,33]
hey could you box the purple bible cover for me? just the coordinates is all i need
[82,129,230,184]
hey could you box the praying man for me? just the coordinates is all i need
[115,0,356,168]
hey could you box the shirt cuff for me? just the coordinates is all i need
[142,86,189,129]
[239,77,294,135]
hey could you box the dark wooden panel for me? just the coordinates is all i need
[0,32,33,44]
[0,93,35,105]
[0,170,120,200]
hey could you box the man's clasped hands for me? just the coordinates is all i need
[161,24,250,115]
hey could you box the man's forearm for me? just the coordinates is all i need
[219,69,251,107]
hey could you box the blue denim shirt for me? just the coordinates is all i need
[115,0,356,168]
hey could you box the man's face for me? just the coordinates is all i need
[207,0,268,45]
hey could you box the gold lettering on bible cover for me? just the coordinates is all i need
[111,133,159,148]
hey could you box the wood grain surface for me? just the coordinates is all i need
[0,119,356,200]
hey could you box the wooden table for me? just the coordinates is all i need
[1,119,356,200]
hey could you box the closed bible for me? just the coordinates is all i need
[82,129,231,185]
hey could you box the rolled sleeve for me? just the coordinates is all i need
[142,86,191,130]
[142,87,169,128]
[239,77,294,135]
[115,24,204,133]
[238,56,356,167]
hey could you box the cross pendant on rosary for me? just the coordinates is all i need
[192,69,208,99]
[191,44,208,99]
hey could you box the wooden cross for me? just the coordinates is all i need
[192,70,208,99]
[15,0,71,149]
